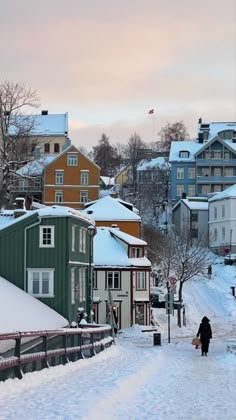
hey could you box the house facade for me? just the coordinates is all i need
[208,185,236,255]
[93,227,151,328]
[43,145,100,209]
[169,122,236,201]
[172,196,208,243]
[0,201,95,322]
[81,195,141,238]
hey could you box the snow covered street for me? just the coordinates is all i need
[0,259,236,419]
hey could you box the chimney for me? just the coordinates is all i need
[198,117,202,124]
[182,192,187,199]
[14,197,27,218]
[41,110,48,115]
[198,133,204,143]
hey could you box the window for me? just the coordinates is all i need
[71,268,75,304]
[214,185,222,192]
[67,153,78,166]
[199,168,210,177]
[44,143,50,153]
[72,225,76,252]
[214,207,217,219]
[80,191,88,203]
[202,185,210,194]
[222,205,225,218]
[19,179,28,191]
[214,167,221,177]
[191,212,198,222]
[136,272,146,290]
[211,151,222,159]
[79,228,86,253]
[179,151,189,158]
[54,143,60,153]
[55,171,64,184]
[79,268,86,301]
[222,227,225,241]
[107,272,120,289]
[188,185,195,196]
[55,191,63,203]
[224,167,233,177]
[80,171,89,185]
[214,228,217,241]
[188,168,195,179]
[28,269,54,297]
[39,226,55,247]
[176,184,184,196]
[131,247,144,258]
[224,151,230,159]
[176,168,184,179]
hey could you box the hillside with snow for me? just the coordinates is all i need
[0,257,235,419]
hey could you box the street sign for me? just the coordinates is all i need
[169,276,177,285]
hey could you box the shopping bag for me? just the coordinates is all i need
[192,336,201,346]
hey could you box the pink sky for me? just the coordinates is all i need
[0,0,235,149]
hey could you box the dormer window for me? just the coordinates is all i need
[179,151,189,158]
[131,247,144,258]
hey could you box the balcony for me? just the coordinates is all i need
[9,185,42,193]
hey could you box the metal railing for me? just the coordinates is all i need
[0,324,113,382]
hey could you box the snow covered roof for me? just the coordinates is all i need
[94,227,151,267]
[16,156,57,176]
[81,196,141,221]
[197,121,236,140]
[9,113,68,136]
[208,184,236,202]
[0,205,94,231]
[172,197,208,212]
[100,176,115,186]
[169,141,201,162]
[0,276,68,334]
[137,157,169,171]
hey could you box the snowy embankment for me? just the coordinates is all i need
[0,259,235,419]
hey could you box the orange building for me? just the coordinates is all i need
[43,145,100,209]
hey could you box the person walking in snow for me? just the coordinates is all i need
[197,316,212,356]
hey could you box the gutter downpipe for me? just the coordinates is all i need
[24,216,42,291]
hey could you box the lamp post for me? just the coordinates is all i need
[87,224,97,323]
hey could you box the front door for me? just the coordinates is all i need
[135,303,145,325]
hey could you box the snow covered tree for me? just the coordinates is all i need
[158,230,213,327]
[93,133,121,176]
[157,121,190,153]
[0,81,39,207]
[123,133,146,193]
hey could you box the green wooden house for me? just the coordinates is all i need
[0,199,96,323]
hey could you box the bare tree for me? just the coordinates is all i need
[93,133,121,176]
[0,81,39,207]
[158,230,213,327]
[123,133,146,192]
[157,121,190,153]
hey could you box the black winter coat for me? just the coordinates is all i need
[197,319,212,343]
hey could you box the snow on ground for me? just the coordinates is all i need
[0,259,236,419]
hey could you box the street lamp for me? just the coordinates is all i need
[87,224,97,323]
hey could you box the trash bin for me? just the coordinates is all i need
[153,332,161,346]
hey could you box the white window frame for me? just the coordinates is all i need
[188,184,195,196]
[79,228,86,253]
[214,207,217,219]
[179,151,189,158]
[55,191,63,203]
[136,272,146,290]
[202,185,210,194]
[28,269,54,298]
[176,184,184,196]
[131,247,143,258]
[80,191,88,203]
[107,271,120,289]
[39,226,55,248]
[222,205,225,218]
[72,225,76,252]
[176,168,184,179]
[224,167,233,177]
[188,168,195,179]
[214,167,221,177]
[67,153,78,166]
[80,171,89,185]
[55,170,64,185]
[79,268,86,301]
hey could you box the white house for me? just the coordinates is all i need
[208,184,236,255]
[93,227,151,329]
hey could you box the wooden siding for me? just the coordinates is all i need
[95,220,140,238]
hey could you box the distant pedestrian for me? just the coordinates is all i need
[207,265,212,278]
[197,316,212,356]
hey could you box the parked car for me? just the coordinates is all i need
[224,254,236,265]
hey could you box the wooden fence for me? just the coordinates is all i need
[0,324,113,382]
